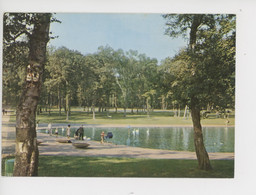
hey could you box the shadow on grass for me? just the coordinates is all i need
[38,156,234,178]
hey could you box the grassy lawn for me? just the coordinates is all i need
[37,156,234,178]
[2,155,234,178]
[9,108,235,126]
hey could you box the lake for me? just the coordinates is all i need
[40,126,234,153]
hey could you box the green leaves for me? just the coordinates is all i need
[162,14,235,110]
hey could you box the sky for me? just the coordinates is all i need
[49,13,188,63]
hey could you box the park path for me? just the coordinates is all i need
[1,115,234,160]
[36,132,234,160]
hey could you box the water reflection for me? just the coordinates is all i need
[38,126,234,153]
[92,127,95,139]
[182,127,190,150]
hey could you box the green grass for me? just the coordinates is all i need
[1,155,234,178]
[37,156,234,178]
[9,108,235,126]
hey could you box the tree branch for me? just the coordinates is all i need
[11,30,31,42]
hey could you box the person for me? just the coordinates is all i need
[2,109,5,115]
[78,125,84,140]
[48,123,52,136]
[226,119,230,127]
[74,128,79,139]
[55,128,58,137]
[67,124,71,139]
[62,127,65,135]
[101,131,105,144]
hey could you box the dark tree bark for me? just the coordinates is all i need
[13,13,51,176]
[191,97,212,170]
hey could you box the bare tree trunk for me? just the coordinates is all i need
[92,97,96,120]
[47,93,51,115]
[66,94,69,121]
[13,14,51,176]
[58,87,62,116]
[178,104,181,117]
[146,97,150,118]
[123,107,127,117]
[183,105,188,119]
[161,95,165,110]
[92,105,96,120]
[191,98,212,170]
[114,93,118,113]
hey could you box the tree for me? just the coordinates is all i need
[112,49,130,117]
[95,46,117,115]
[81,50,113,119]
[45,47,83,119]
[4,13,52,176]
[163,14,235,170]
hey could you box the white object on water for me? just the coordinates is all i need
[132,130,135,136]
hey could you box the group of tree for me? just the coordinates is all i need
[39,45,160,119]
[2,13,235,175]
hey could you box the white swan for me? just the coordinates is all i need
[132,130,135,136]
[146,128,149,136]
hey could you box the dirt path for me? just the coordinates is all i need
[37,132,234,160]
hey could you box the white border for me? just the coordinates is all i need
[1,0,256,195]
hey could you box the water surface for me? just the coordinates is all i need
[39,126,234,153]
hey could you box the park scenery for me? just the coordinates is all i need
[2,13,235,177]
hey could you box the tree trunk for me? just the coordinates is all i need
[191,98,212,170]
[47,93,51,115]
[58,88,62,116]
[189,15,203,50]
[13,14,51,176]
[123,107,126,117]
[161,95,165,110]
[178,105,181,117]
[66,94,69,121]
[92,98,96,120]
[183,105,188,119]
[92,105,96,120]
[146,97,150,118]
[114,95,118,113]
[188,15,211,171]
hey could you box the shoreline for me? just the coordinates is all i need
[36,132,234,160]
[36,123,234,129]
